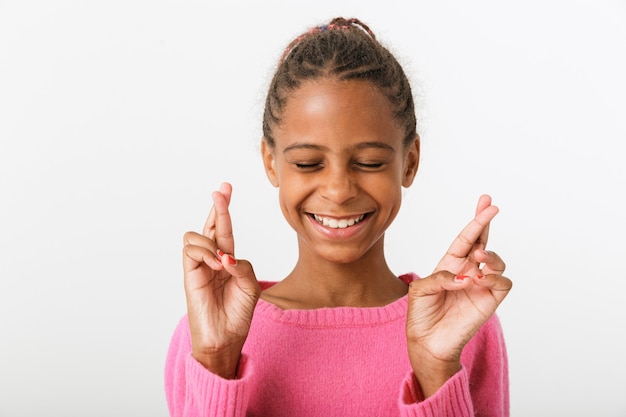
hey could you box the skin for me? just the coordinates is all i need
[182,78,512,397]
[260,79,419,309]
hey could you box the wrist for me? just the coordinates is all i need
[193,344,243,380]
[409,354,461,399]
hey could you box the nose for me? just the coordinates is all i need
[318,166,358,204]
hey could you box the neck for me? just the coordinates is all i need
[262,237,408,309]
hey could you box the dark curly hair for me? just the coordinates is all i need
[262,17,417,148]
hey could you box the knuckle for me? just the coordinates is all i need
[432,270,451,281]
[184,231,206,245]
[218,231,234,239]
[456,233,473,246]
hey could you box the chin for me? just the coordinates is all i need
[315,245,373,265]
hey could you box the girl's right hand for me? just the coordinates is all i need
[182,182,261,379]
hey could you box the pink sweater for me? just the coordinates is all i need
[165,273,509,416]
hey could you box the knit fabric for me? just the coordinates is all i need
[165,273,509,417]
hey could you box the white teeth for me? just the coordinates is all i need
[313,214,365,229]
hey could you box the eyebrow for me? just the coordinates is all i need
[283,141,396,153]
[283,143,328,153]
[355,142,396,152]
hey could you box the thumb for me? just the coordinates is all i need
[217,252,260,289]
[409,270,472,298]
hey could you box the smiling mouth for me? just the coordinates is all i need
[311,213,367,229]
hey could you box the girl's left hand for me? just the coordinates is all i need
[406,195,512,398]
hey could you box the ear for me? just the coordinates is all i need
[261,138,279,187]
[402,134,420,187]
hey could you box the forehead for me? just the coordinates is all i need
[274,79,403,150]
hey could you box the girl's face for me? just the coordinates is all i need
[262,78,419,265]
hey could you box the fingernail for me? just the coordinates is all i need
[477,274,484,279]
[227,255,237,266]
[455,275,470,282]
[216,249,224,257]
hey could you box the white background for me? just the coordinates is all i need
[1,1,625,416]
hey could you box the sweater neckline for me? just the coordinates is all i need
[254,273,417,328]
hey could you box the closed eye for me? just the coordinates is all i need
[295,163,322,170]
[355,162,384,169]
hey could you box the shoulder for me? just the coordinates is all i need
[259,281,278,290]
[476,314,505,342]
[168,314,191,344]
[399,272,419,284]
[461,314,508,368]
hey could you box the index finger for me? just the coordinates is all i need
[445,202,499,259]
[211,185,235,255]
[202,182,233,238]
[473,194,493,253]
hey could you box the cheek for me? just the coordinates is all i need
[277,183,303,215]
[365,168,405,191]
[277,190,295,225]
[369,173,404,212]
[277,166,314,192]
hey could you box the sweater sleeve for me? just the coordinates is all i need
[164,316,252,417]
[398,315,509,417]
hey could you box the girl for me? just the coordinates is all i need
[165,17,512,417]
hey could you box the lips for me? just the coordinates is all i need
[311,213,366,229]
